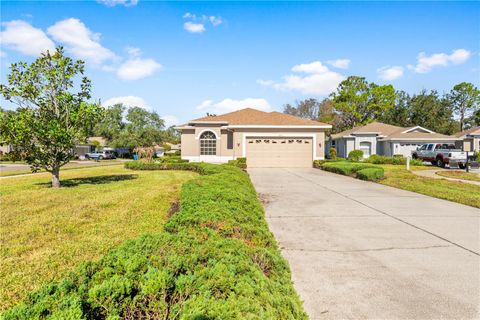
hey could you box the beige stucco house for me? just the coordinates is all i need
[328,121,457,158]
[453,127,480,153]
[176,108,331,167]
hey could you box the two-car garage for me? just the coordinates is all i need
[246,137,313,168]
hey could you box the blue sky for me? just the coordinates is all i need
[1,1,479,126]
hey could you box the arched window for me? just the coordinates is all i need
[200,131,216,155]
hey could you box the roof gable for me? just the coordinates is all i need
[189,108,330,126]
[453,126,480,138]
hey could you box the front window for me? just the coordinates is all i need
[200,131,216,155]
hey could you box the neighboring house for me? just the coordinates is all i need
[164,142,181,153]
[452,127,480,153]
[329,121,457,158]
[176,108,331,167]
[0,143,14,155]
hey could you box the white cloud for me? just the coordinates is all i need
[182,13,222,33]
[208,16,223,26]
[196,98,272,113]
[183,22,205,33]
[377,65,404,81]
[410,49,471,73]
[258,61,345,95]
[0,50,6,58]
[97,0,138,7]
[0,20,55,56]
[327,59,350,69]
[117,57,162,80]
[162,115,180,127]
[47,18,116,65]
[102,95,149,109]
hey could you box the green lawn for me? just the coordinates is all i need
[0,162,124,177]
[435,170,480,182]
[0,165,197,310]
[378,165,480,208]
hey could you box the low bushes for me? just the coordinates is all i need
[365,154,424,166]
[347,149,364,161]
[4,161,306,319]
[329,147,337,160]
[320,161,384,181]
[227,157,247,169]
[155,155,189,164]
[356,167,385,181]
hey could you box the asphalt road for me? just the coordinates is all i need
[249,168,480,320]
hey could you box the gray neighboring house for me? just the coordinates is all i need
[453,127,480,153]
[328,121,457,158]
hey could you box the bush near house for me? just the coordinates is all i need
[329,147,337,160]
[227,157,247,169]
[320,161,384,181]
[155,155,189,164]
[365,154,424,166]
[4,162,306,319]
[347,149,364,161]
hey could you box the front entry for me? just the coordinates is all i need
[246,137,313,168]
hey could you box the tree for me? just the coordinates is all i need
[92,104,125,140]
[0,47,102,187]
[109,106,165,148]
[409,90,458,134]
[380,90,412,127]
[330,76,396,130]
[466,109,480,128]
[447,82,480,131]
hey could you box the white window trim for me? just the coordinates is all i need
[195,129,221,140]
[242,132,323,160]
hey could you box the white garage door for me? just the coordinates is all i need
[246,137,313,168]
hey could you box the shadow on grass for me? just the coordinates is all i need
[37,174,138,188]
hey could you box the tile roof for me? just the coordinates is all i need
[452,126,480,138]
[189,108,330,126]
[332,121,453,140]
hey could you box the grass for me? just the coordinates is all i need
[0,162,124,177]
[4,162,307,319]
[378,164,480,208]
[435,170,480,182]
[0,165,197,311]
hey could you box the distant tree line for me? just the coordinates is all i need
[284,76,480,134]
[91,104,180,149]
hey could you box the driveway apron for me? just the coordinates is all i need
[248,168,480,320]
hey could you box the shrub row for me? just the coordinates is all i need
[320,161,384,181]
[364,154,424,166]
[155,155,189,164]
[5,161,306,319]
[227,157,247,169]
[356,167,385,181]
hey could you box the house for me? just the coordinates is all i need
[329,121,457,158]
[175,108,331,167]
[452,127,480,153]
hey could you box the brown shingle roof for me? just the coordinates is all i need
[332,121,454,140]
[452,126,480,138]
[190,108,330,126]
[331,122,403,139]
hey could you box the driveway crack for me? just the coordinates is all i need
[282,245,451,253]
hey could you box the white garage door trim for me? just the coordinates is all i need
[242,132,321,159]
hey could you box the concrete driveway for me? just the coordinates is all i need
[248,168,480,320]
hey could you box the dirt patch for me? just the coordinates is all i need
[167,199,181,217]
[258,193,272,206]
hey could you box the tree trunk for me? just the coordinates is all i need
[52,166,60,188]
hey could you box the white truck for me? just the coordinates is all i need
[412,143,467,168]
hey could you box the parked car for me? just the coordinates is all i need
[85,150,116,160]
[412,143,467,168]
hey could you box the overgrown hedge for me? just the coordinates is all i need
[4,161,306,319]
[320,161,384,181]
[356,167,385,181]
[364,154,424,166]
[227,157,247,169]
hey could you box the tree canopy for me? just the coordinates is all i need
[0,47,102,187]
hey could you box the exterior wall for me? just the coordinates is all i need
[335,139,346,158]
[346,138,355,156]
[180,126,327,162]
[353,135,377,157]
